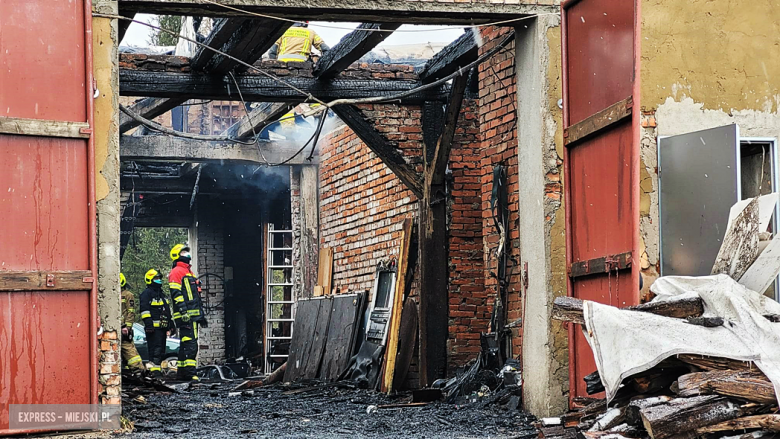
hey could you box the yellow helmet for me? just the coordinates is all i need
[170,244,190,261]
[145,269,161,285]
[119,272,127,288]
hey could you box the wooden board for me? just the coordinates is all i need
[317,247,334,296]
[0,116,90,139]
[712,197,759,279]
[303,297,333,379]
[392,297,419,392]
[382,218,413,393]
[284,297,326,382]
[319,294,361,381]
[740,233,780,294]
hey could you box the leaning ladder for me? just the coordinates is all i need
[265,225,295,374]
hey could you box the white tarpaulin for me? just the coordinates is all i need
[582,274,780,404]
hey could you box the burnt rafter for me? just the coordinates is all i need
[120,135,319,165]
[120,17,288,134]
[332,105,423,199]
[224,102,294,140]
[313,23,402,80]
[426,71,470,185]
[418,29,478,84]
[120,69,451,103]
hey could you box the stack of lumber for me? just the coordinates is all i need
[550,296,780,439]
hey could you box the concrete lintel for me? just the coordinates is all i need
[118,0,555,24]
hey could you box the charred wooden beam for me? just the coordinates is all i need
[314,23,401,79]
[119,97,187,134]
[118,0,541,24]
[675,369,776,404]
[133,216,193,228]
[197,18,290,73]
[552,296,705,325]
[332,105,423,199]
[224,102,294,140]
[120,69,450,103]
[696,415,780,434]
[417,72,470,386]
[418,29,478,84]
[639,395,741,439]
[120,135,318,165]
[121,177,199,194]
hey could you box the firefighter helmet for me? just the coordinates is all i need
[145,269,161,285]
[120,272,127,288]
[170,244,190,261]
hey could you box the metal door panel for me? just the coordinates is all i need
[569,122,634,262]
[562,0,640,404]
[0,292,92,431]
[0,135,90,270]
[564,0,634,125]
[659,124,740,275]
[0,0,96,434]
[0,0,88,121]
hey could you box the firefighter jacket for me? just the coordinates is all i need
[121,290,137,329]
[139,283,172,330]
[269,25,329,62]
[168,261,206,326]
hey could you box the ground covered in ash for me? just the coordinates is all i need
[118,381,537,439]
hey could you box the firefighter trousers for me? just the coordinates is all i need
[177,322,198,380]
[147,328,167,375]
[121,338,145,372]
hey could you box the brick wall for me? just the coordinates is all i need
[194,199,226,365]
[99,330,121,404]
[478,27,524,358]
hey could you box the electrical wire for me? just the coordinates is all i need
[198,0,558,33]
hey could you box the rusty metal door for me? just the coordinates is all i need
[0,0,97,434]
[561,0,641,402]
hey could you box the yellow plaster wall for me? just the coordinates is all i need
[641,0,780,113]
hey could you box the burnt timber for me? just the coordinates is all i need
[313,23,402,79]
[117,0,544,24]
[224,102,294,140]
[120,135,318,165]
[418,29,478,84]
[120,69,451,103]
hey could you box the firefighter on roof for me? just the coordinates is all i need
[168,244,207,381]
[120,273,145,373]
[139,269,172,378]
[269,22,330,62]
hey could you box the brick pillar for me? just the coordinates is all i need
[194,199,226,364]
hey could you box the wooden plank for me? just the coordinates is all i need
[552,295,704,325]
[676,369,776,404]
[120,69,450,104]
[284,297,325,382]
[564,96,633,146]
[696,414,780,434]
[568,252,632,279]
[303,297,333,379]
[0,270,93,291]
[332,105,424,199]
[314,23,402,79]
[316,247,333,296]
[392,297,419,392]
[319,294,361,381]
[224,102,294,140]
[712,197,760,279]
[677,355,755,372]
[120,135,319,165]
[639,395,741,439]
[740,232,780,293]
[382,217,413,393]
[0,117,90,139]
[418,29,478,84]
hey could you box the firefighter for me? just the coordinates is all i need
[269,22,330,62]
[120,273,145,373]
[168,244,207,381]
[139,269,172,378]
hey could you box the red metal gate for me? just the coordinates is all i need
[561,0,641,402]
[0,0,97,433]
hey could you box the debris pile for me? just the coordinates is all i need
[545,194,780,439]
